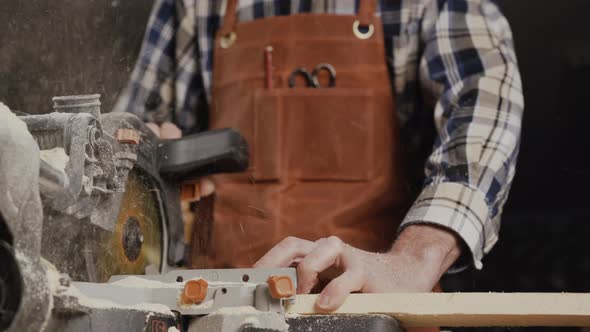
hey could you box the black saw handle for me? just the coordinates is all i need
[156,128,248,266]
[157,128,249,179]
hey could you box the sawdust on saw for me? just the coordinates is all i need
[110,276,184,288]
[40,147,69,171]
[63,284,174,314]
[45,263,174,315]
[179,299,214,309]
[210,306,260,315]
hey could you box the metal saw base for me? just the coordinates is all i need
[46,307,179,332]
[47,299,403,332]
[285,315,403,332]
[50,313,402,332]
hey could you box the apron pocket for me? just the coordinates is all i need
[252,90,283,181]
[254,88,379,182]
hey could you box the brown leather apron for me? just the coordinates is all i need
[208,0,408,268]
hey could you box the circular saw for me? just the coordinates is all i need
[23,103,248,283]
[94,170,164,282]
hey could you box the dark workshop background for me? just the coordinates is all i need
[0,1,151,113]
[2,1,590,331]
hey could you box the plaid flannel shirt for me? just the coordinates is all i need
[114,0,524,270]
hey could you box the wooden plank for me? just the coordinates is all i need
[288,293,590,327]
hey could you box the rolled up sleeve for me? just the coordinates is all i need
[400,0,524,270]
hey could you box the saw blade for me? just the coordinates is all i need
[93,170,164,282]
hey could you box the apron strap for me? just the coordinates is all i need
[358,0,378,26]
[219,0,378,36]
[219,0,240,37]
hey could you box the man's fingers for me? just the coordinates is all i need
[296,237,344,294]
[145,122,180,140]
[254,237,315,268]
[316,270,365,311]
[160,122,182,139]
[200,178,215,197]
[145,122,160,137]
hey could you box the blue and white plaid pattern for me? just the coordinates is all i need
[114,0,524,270]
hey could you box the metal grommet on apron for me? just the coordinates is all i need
[219,32,237,48]
[352,20,375,40]
[207,0,410,270]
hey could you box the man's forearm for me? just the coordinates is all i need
[390,224,463,277]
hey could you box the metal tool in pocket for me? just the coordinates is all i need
[288,63,336,88]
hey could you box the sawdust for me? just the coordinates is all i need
[45,266,175,315]
[18,253,52,331]
[242,316,261,328]
[61,284,174,315]
[109,276,184,289]
[211,306,259,315]
[44,258,62,293]
[40,147,69,171]
[179,299,214,310]
[285,313,301,318]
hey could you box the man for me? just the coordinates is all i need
[115,0,523,312]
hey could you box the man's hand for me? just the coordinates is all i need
[146,122,182,140]
[254,225,462,311]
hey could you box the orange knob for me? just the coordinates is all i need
[115,128,140,145]
[267,275,295,299]
[181,279,208,305]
